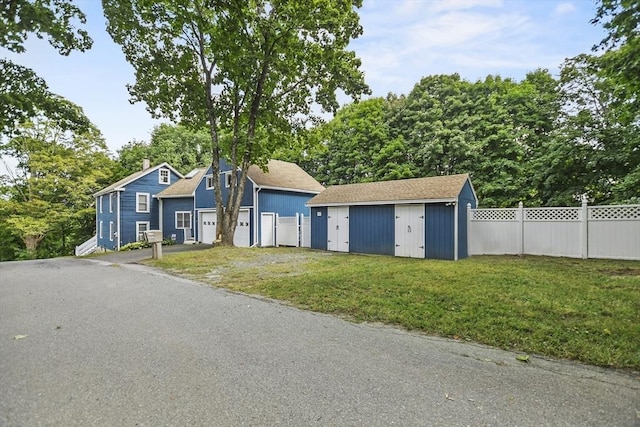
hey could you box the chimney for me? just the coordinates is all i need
[142,158,150,171]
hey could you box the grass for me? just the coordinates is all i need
[145,247,640,370]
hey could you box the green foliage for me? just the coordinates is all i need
[113,124,211,179]
[592,0,640,119]
[148,247,640,369]
[0,113,114,260]
[0,0,92,138]
[119,238,176,251]
[103,0,369,245]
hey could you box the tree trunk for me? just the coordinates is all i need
[23,235,43,259]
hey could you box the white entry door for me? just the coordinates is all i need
[199,210,250,247]
[260,212,276,247]
[395,204,425,258]
[327,206,349,252]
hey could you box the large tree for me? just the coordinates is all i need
[103,0,369,245]
[0,107,113,259]
[113,124,211,180]
[0,0,93,138]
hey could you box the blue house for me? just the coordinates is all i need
[156,159,325,246]
[94,161,183,251]
[307,174,478,260]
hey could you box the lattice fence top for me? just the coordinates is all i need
[471,209,517,221]
[589,205,640,220]
[525,208,579,221]
[278,216,298,225]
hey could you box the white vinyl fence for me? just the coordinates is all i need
[274,213,311,248]
[468,202,640,260]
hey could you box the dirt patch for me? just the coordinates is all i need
[600,267,640,277]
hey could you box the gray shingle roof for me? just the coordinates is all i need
[248,160,325,193]
[156,168,207,197]
[307,174,471,206]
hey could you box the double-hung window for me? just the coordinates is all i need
[176,212,192,229]
[159,168,170,185]
[136,221,150,241]
[136,193,150,213]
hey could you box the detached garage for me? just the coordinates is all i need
[307,174,477,260]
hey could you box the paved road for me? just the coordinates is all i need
[0,257,638,426]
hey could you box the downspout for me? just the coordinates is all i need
[454,199,459,261]
[252,186,261,247]
[117,191,121,251]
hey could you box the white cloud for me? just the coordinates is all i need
[553,2,576,16]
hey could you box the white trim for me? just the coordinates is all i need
[135,221,151,241]
[454,201,459,261]
[159,168,171,185]
[109,221,114,242]
[175,211,192,229]
[136,192,151,213]
[94,162,183,197]
[116,192,121,250]
[109,193,114,213]
[223,171,231,188]
[99,195,103,213]
[307,198,457,208]
[256,185,322,194]
[158,199,163,234]
[99,221,103,239]
[206,174,215,189]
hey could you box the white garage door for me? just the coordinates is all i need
[200,210,250,247]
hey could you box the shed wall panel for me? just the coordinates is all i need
[425,204,455,260]
[457,179,477,259]
[311,207,327,250]
[349,205,395,256]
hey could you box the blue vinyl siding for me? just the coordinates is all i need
[425,204,455,260]
[310,207,327,250]
[96,192,119,250]
[457,179,477,259]
[162,198,194,243]
[195,164,254,209]
[349,206,395,255]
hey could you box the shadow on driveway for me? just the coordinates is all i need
[85,244,213,264]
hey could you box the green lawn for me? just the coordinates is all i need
[145,247,640,369]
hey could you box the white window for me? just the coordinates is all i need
[136,192,150,213]
[109,222,114,241]
[175,211,192,229]
[99,221,103,239]
[136,221,150,241]
[99,196,103,213]
[159,168,170,185]
[109,193,114,213]
[224,172,232,188]
[206,175,215,189]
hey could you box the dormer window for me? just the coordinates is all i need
[159,168,170,185]
[206,175,215,189]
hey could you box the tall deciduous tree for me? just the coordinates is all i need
[103,0,369,245]
[0,107,113,259]
[0,0,92,137]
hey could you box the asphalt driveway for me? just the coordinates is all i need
[0,257,638,426]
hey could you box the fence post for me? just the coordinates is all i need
[467,203,472,256]
[518,201,524,255]
[581,197,588,259]
[296,213,301,248]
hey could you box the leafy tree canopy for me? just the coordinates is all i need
[0,0,92,137]
[103,0,369,245]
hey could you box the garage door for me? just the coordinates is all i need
[200,210,250,247]
[395,204,425,258]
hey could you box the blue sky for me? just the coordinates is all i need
[3,0,606,155]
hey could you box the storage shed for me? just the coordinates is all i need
[307,174,478,260]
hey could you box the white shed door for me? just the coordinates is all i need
[395,204,425,258]
[260,212,276,247]
[327,207,349,252]
[200,210,250,247]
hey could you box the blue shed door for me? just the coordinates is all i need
[395,204,425,258]
[327,207,349,252]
